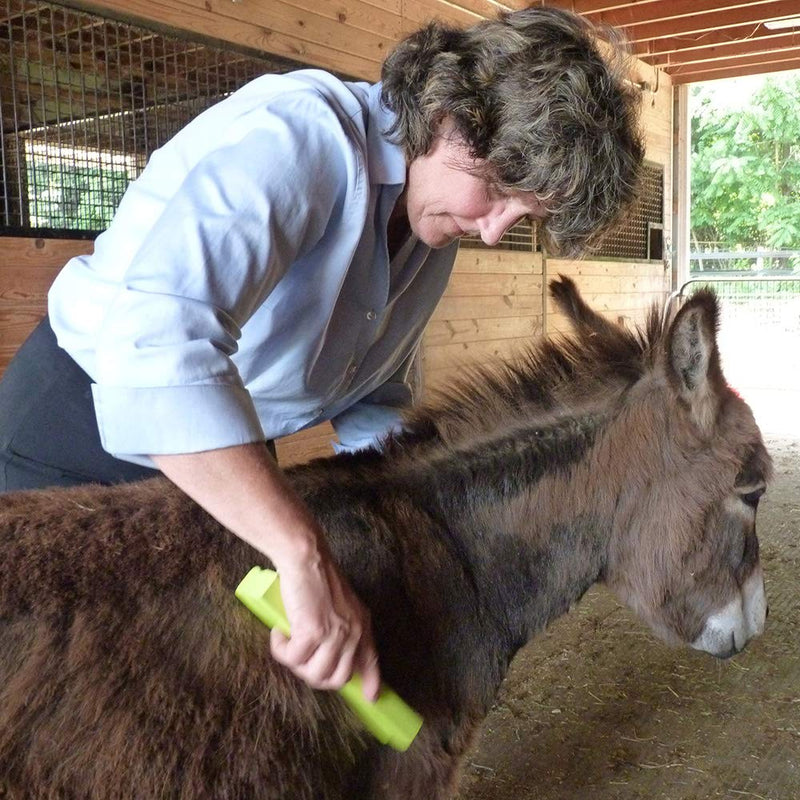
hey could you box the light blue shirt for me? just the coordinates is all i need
[48,70,458,466]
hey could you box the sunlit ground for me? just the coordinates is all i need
[741,388,799,436]
[717,318,799,437]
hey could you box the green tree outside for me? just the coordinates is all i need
[691,71,800,271]
[27,156,132,232]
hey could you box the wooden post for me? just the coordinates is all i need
[672,83,691,292]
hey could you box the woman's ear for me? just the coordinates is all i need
[664,290,726,435]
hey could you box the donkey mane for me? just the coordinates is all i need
[388,276,671,456]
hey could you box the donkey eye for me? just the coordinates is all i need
[740,488,765,509]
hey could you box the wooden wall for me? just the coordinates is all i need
[0,237,89,370]
[423,249,543,393]
[0,0,674,464]
[69,0,490,82]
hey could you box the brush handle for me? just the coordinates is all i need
[235,566,423,752]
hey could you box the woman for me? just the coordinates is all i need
[0,8,643,698]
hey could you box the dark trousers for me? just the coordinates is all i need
[0,317,161,491]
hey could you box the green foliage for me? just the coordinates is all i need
[26,156,131,231]
[691,72,800,257]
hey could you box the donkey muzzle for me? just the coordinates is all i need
[690,570,767,658]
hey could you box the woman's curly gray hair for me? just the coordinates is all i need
[380,7,645,257]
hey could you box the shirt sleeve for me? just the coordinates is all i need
[90,95,354,462]
[329,347,421,452]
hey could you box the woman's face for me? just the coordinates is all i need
[404,121,547,249]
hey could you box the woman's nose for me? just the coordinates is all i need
[479,210,519,246]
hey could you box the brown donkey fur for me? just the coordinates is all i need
[0,278,771,799]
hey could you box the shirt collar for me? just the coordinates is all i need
[365,82,407,187]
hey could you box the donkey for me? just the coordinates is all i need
[0,277,771,799]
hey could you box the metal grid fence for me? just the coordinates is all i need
[0,0,304,236]
[597,160,664,261]
[671,276,800,392]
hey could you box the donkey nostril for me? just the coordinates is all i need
[765,604,770,620]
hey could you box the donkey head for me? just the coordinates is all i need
[549,277,772,659]
[608,291,771,658]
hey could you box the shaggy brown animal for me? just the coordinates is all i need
[0,277,771,799]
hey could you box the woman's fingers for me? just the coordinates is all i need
[354,640,381,702]
[268,561,381,695]
[269,618,359,689]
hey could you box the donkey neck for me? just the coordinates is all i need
[405,408,612,705]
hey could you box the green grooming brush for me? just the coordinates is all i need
[235,566,423,752]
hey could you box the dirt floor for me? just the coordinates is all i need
[457,397,799,800]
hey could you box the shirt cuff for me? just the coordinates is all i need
[92,383,265,464]
[330,402,406,453]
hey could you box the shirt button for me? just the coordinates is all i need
[366,310,376,321]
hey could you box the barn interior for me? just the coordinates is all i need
[1,2,798,798]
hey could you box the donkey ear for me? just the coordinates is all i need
[549,274,623,340]
[664,289,726,433]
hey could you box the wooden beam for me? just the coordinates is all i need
[525,0,666,15]
[401,0,481,32]
[642,28,800,63]
[425,0,506,21]
[668,54,800,84]
[622,2,800,43]
[65,0,392,80]
[653,40,800,71]
[533,0,798,29]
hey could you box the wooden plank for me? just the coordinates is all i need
[622,1,800,44]
[0,265,62,304]
[550,259,669,278]
[185,0,399,62]
[359,0,401,15]
[549,293,664,321]
[424,314,541,347]
[276,421,336,465]
[666,44,800,75]
[424,335,527,373]
[436,0,507,20]
[442,272,542,298]
[0,304,48,372]
[400,0,479,30]
[550,288,668,309]
[71,0,383,79]
[0,238,90,374]
[543,271,668,294]
[647,29,800,67]
[452,248,542,275]
[0,237,93,267]
[432,293,543,321]
[248,0,403,40]
[562,0,785,27]
[670,56,800,84]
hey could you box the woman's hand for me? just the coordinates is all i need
[152,442,381,700]
[269,551,380,698]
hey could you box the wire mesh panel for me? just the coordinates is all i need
[0,0,306,236]
[594,160,664,261]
